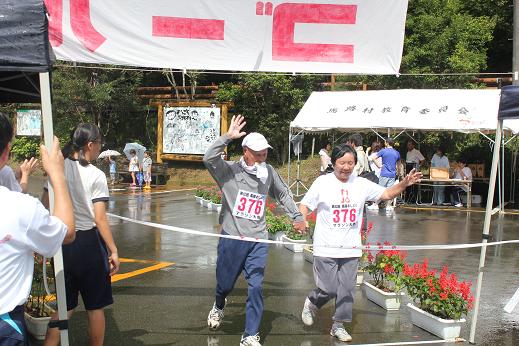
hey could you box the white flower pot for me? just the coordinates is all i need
[356,270,365,286]
[303,246,314,263]
[268,231,285,242]
[202,199,210,207]
[212,203,222,212]
[281,235,307,253]
[363,281,404,310]
[195,196,202,204]
[206,201,213,210]
[407,303,466,339]
[24,312,51,340]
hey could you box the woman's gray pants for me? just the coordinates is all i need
[307,256,358,322]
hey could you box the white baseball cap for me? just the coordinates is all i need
[242,132,272,151]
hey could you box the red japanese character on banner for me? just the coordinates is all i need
[45,0,106,52]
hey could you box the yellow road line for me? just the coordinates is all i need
[111,261,174,283]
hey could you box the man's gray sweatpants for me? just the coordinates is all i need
[307,256,358,322]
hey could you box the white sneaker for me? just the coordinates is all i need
[330,326,352,342]
[301,297,318,326]
[454,203,463,208]
[240,334,261,346]
[207,301,225,330]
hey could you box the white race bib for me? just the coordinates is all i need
[330,203,358,230]
[232,189,266,221]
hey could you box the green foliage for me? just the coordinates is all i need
[10,136,40,160]
[216,74,325,162]
[51,64,147,149]
[266,209,292,235]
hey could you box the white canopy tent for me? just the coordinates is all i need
[291,89,519,134]
[288,89,519,205]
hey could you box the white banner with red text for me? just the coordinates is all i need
[46,0,408,74]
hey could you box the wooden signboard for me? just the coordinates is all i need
[155,101,229,162]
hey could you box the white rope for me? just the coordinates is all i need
[107,213,519,251]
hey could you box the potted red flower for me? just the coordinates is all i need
[363,242,407,310]
[402,258,475,339]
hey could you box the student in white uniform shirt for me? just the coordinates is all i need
[44,123,120,346]
[0,113,75,346]
[298,143,423,342]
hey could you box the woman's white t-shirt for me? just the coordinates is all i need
[301,173,385,258]
[64,159,109,231]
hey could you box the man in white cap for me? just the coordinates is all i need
[203,115,305,346]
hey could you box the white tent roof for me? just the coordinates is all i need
[291,89,519,134]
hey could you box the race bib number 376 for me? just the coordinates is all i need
[232,190,266,221]
[331,205,357,229]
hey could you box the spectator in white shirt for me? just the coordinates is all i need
[405,141,425,168]
[449,158,472,207]
[319,142,332,174]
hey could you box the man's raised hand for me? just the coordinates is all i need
[226,114,247,140]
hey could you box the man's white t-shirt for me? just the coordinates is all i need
[406,148,425,165]
[0,166,22,192]
[0,186,67,314]
[301,174,385,258]
[64,159,109,231]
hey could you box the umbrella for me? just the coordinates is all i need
[98,149,121,159]
[123,142,146,163]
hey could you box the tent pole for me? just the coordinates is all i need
[40,72,70,346]
[501,135,505,210]
[469,118,503,344]
[287,129,291,187]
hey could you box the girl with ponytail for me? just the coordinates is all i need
[45,123,119,346]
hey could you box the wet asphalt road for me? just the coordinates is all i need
[27,182,519,345]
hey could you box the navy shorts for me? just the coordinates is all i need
[62,228,113,311]
[0,305,27,346]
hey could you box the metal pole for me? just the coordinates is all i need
[501,135,505,210]
[469,119,503,343]
[40,72,70,345]
[287,129,292,187]
[311,137,315,157]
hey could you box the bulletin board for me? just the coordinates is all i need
[156,101,229,162]
[16,109,41,136]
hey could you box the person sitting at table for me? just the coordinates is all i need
[449,158,472,207]
[431,147,449,205]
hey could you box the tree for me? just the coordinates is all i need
[216,73,325,163]
[51,65,146,148]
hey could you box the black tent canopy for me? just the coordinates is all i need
[0,0,53,102]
